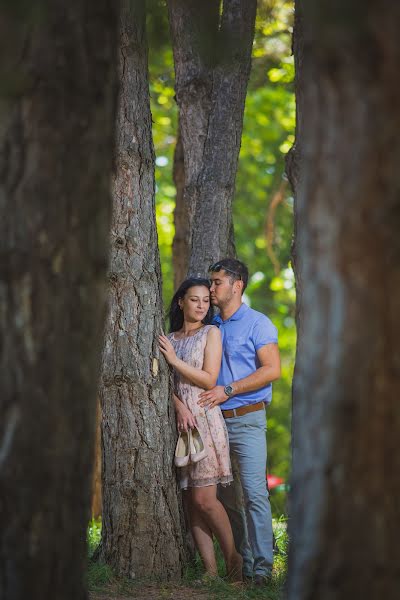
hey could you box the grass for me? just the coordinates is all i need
[87,517,288,599]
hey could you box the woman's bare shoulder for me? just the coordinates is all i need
[206,324,221,339]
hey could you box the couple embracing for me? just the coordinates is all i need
[159,258,281,587]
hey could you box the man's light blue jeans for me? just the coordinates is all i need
[218,407,273,577]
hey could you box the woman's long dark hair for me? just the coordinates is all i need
[168,277,214,332]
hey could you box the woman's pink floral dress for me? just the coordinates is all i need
[169,325,233,490]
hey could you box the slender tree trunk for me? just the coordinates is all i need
[172,122,188,288]
[285,0,306,474]
[97,0,186,579]
[287,2,400,598]
[167,0,257,277]
[91,400,102,519]
[0,3,119,600]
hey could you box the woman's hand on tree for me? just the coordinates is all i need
[159,334,178,366]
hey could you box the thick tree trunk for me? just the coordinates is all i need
[167,0,257,277]
[287,2,400,599]
[97,0,186,580]
[0,3,119,600]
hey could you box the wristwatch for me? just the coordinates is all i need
[224,384,234,397]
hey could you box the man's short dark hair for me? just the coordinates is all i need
[209,258,249,291]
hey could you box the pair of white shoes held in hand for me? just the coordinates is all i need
[174,427,207,467]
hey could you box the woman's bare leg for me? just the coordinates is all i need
[191,485,242,582]
[188,495,218,576]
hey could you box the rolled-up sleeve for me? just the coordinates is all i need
[252,316,278,350]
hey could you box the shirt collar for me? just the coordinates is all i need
[214,303,249,324]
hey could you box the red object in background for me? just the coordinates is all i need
[267,474,285,489]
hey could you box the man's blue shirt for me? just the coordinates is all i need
[212,303,278,410]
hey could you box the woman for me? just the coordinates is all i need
[159,277,242,582]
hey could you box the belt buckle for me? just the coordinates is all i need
[232,408,237,417]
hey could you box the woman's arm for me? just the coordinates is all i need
[173,393,197,431]
[159,327,222,390]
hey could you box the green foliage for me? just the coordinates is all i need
[148,29,177,309]
[149,1,295,512]
[235,2,295,501]
[87,517,102,558]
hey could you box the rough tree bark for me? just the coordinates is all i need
[0,3,119,600]
[171,123,187,288]
[91,400,102,518]
[167,0,257,277]
[287,1,400,598]
[285,0,306,469]
[97,0,186,579]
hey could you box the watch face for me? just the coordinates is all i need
[225,385,233,396]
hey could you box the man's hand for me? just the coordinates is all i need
[198,386,228,410]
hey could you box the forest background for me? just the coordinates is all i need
[149,0,294,504]
[3,1,399,598]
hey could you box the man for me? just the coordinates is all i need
[198,258,280,587]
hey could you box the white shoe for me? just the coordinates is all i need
[174,431,190,467]
[189,427,207,463]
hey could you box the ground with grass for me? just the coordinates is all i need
[87,518,287,600]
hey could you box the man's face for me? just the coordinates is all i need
[209,271,237,307]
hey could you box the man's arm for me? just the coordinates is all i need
[198,343,281,409]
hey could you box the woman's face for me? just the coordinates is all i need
[178,285,210,323]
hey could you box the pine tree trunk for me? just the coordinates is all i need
[91,400,102,519]
[0,3,119,600]
[172,123,188,288]
[97,0,186,579]
[287,2,400,598]
[167,0,257,277]
[285,0,305,474]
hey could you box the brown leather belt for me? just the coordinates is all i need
[221,401,265,419]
